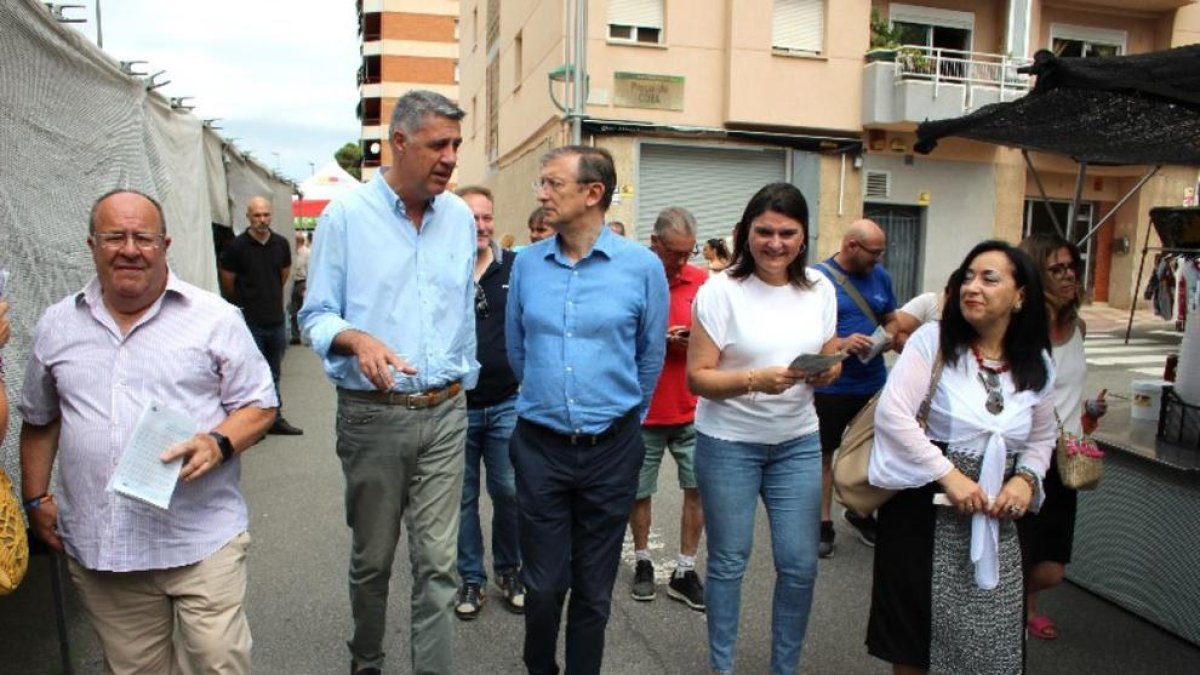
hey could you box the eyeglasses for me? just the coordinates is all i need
[531,177,584,195]
[978,370,1005,415]
[92,231,165,250]
[855,240,886,257]
[474,282,490,318]
[1046,262,1078,279]
[654,241,700,260]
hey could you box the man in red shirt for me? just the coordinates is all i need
[628,206,708,611]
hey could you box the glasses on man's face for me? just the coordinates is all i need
[474,282,490,318]
[531,177,585,195]
[855,240,885,257]
[655,241,700,261]
[92,231,165,251]
[1046,262,1078,279]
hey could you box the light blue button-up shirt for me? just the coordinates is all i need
[299,171,478,392]
[506,227,668,434]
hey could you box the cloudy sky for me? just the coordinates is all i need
[64,0,361,182]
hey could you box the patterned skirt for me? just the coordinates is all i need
[866,451,1025,675]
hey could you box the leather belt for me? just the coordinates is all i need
[522,408,637,446]
[340,382,462,410]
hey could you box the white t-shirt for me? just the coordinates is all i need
[694,269,837,444]
[899,291,941,324]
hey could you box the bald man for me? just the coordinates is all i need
[220,196,303,435]
[813,219,897,556]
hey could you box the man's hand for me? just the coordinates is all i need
[344,330,417,391]
[839,333,875,356]
[27,498,63,553]
[163,433,225,483]
[666,325,690,350]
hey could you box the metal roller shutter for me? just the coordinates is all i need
[636,143,788,253]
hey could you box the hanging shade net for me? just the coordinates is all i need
[915,44,1200,167]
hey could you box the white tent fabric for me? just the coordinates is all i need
[299,162,362,201]
[0,0,295,484]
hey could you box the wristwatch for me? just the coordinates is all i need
[208,431,235,464]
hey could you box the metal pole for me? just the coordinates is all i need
[1022,150,1064,238]
[95,0,103,48]
[1076,165,1161,247]
[1067,161,1088,242]
[570,0,587,144]
[1125,219,1156,344]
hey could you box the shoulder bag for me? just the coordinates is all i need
[832,352,945,517]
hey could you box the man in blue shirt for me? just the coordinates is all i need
[814,219,898,558]
[299,90,478,675]
[506,145,668,675]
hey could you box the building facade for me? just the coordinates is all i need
[358,0,461,181]
[445,1,1199,308]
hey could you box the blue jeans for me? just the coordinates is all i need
[458,396,520,585]
[695,431,822,675]
[246,320,286,417]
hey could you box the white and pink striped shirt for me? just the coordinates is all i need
[20,273,277,572]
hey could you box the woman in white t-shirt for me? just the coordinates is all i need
[687,182,842,675]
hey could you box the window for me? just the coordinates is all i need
[359,97,381,126]
[359,55,381,86]
[454,61,460,84]
[772,0,824,54]
[1050,24,1125,58]
[486,57,499,162]
[888,4,974,52]
[608,0,663,44]
[362,12,381,41]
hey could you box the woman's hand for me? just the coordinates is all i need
[803,361,841,387]
[751,367,803,395]
[938,468,989,517]
[988,475,1033,521]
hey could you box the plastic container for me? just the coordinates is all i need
[1131,379,1168,423]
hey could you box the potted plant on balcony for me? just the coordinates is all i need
[866,8,903,62]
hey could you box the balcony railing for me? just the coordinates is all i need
[892,45,1034,110]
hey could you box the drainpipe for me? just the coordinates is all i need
[571,0,588,144]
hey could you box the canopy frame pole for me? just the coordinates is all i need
[1076,165,1162,247]
[1023,150,1065,238]
[1125,221,1158,344]
[1067,161,1088,242]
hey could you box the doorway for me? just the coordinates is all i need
[864,203,924,304]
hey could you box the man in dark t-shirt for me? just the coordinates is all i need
[220,196,302,435]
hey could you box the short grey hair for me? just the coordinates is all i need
[389,90,466,139]
[653,206,697,238]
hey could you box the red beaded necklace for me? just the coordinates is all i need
[971,345,1010,374]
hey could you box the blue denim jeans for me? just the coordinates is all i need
[458,396,520,585]
[246,320,286,417]
[695,430,822,675]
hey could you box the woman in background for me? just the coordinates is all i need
[688,182,842,675]
[702,237,732,275]
[1017,233,1107,641]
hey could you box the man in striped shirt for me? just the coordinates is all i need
[20,189,277,674]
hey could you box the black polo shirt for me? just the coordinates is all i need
[220,230,291,325]
[469,246,519,408]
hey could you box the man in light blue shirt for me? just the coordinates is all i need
[299,90,477,675]
[506,145,668,675]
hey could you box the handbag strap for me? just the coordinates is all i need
[916,352,945,429]
[816,262,879,328]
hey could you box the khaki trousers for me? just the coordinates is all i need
[336,389,467,674]
[67,531,252,675]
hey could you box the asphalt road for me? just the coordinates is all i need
[4,337,1200,674]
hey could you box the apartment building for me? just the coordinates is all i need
[358,0,460,181]
[450,1,1198,307]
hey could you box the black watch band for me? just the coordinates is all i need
[208,431,235,463]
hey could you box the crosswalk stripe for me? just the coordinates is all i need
[1083,338,1160,346]
[1084,346,1176,356]
[1129,367,1166,376]
[1087,355,1173,366]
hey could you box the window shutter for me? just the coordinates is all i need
[609,0,664,29]
[773,0,824,54]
